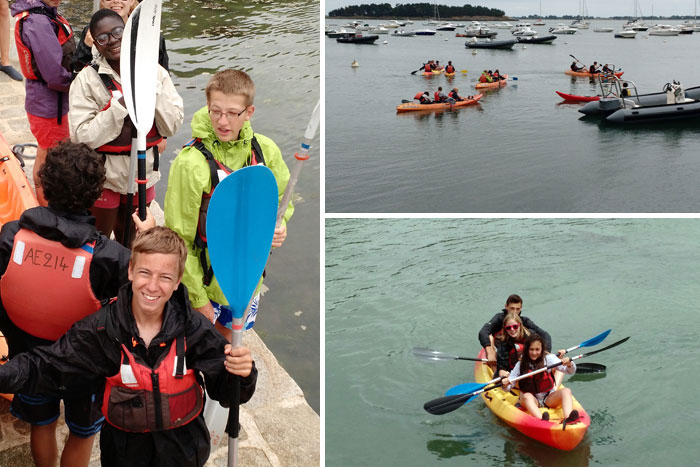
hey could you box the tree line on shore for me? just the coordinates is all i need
[327,3,505,18]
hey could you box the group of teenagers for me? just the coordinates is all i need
[414,85,471,104]
[478,69,506,83]
[0,0,294,465]
[478,294,581,426]
[421,59,457,74]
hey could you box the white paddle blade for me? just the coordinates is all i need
[120,0,162,140]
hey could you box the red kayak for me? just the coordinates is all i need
[555,91,600,102]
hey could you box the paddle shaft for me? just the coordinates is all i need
[275,101,320,227]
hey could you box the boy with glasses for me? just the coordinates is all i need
[164,69,293,340]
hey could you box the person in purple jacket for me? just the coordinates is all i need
[11,0,75,206]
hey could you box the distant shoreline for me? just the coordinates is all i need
[325,16,695,21]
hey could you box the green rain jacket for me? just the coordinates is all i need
[164,106,293,308]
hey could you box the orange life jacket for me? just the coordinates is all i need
[14,8,75,82]
[414,92,423,100]
[445,65,455,73]
[0,229,101,341]
[434,91,441,102]
[424,63,432,72]
[91,65,163,157]
[102,335,203,432]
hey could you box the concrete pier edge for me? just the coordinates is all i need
[0,18,319,466]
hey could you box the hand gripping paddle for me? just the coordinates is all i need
[206,165,278,467]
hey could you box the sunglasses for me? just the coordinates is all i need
[95,26,124,46]
[505,324,520,331]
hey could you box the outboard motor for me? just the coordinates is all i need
[664,81,684,104]
[598,97,622,116]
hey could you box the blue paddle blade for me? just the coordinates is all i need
[580,329,611,348]
[206,166,278,322]
[445,382,486,397]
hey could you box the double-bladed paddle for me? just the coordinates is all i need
[120,0,162,244]
[275,101,320,226]
[206,166,278,467]
[424,335,630,415]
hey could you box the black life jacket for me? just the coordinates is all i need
[97,306,203,432]
[518,362,555,395]
[186,137,266,286]
[14,7,76,124]
[90,64,162,168]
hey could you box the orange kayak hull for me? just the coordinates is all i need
[396,93,483,112]
[0,133,38,229]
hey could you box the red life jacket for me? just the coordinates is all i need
[424,64,432,72]
[414,92,424,100]
[445,65,455,73]
[507,343,523,370]
[186,138,266,286]
[14,7,75,82]
[92,65,163,157]
[0,229,101,341]
[518,363,555,395]
[102,335,203,432]
[433,91,441,102]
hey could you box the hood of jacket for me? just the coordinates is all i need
[18,206,98,249]
[10,0,57,17]
[190,105,254,150]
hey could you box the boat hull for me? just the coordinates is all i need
[579,85,700,115]
[475,75,508,89]
[396,93,483,113]
[1,133,38,229]
[473,349,590,451]
[465,39,516,49]
[336,35,378,44]
[565,70,624,78]
[516,35,557,44]
[606,99,700,123]
[556,91,600,102]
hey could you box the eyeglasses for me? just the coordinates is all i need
[208,107,248,121]
[94,26,124,46]
[505,324,520,331]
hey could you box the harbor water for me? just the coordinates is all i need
[60,0,321,412]
[325,20,700,213]
[326,218,699,465]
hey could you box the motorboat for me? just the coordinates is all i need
[550,23,578,34]
[623,19,649,31]
[465,37,517,49]
[325,28,356,38]
[368,26,389,34]
[593,27,614,32]
[493,21,513,29]
[512,26,538,36]
[436,23,457,31]
[533,19,546,26]
[465,25,498,38]
[414,29,437,36]
[392,29,415,37]
[614,30,637,38]
[336,34,379,44]
[570,18,590,29]
[648,24,681,36]
[516,34,557,44]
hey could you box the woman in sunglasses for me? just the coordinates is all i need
[68,9,183,246]
[494,312,530,378]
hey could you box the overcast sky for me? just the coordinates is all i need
[325,1,699,18]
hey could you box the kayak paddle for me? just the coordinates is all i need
[424,336,630,415]
[412,347,488,363]
[120,0,162,244]
[206,166,278,467]
[275,101,320,227]
[411,64,425,75]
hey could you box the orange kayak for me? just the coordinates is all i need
[475,74,508,89]
[473,348,590,450]
[0,332,13,400]
[0,132,38,229]
[565,70,624,78]
[396,93,483,112]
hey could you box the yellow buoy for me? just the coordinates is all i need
[351,60,359,67]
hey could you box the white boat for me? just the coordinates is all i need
[533,19,546,26]
[493,21,514,29]
[414,29,437,36]
[465,25,497,38]
[368,27,389,34]
[614,29,638,38]
[570,19,590,29]
[593,27,615,32]
[648,24,681,35]
[392,29,415,37]
[512,26,538,36]
[382,22,400,28]
[550,23,578,34]
[436,23,457,31]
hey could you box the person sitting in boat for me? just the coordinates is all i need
[589,62,600,74]
[493,69,505,81]
[620,82,631,97]
[424,61,433,73]
[478,294,556,364]
[494,312,530,378]
[502,333,579,426]
[602,63,611,74]
[448,87,464,101]
[434,87,449,103]
[415,91,432,104]
[445,61,455,74]
[571,61,584,72]
[434,60,443,71]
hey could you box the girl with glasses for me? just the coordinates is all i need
[494,312,530,378]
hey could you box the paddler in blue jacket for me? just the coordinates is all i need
[0,141,154,467]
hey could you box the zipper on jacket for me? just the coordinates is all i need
[151,371,163,431]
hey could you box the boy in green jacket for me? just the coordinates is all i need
[164,69,292,340]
